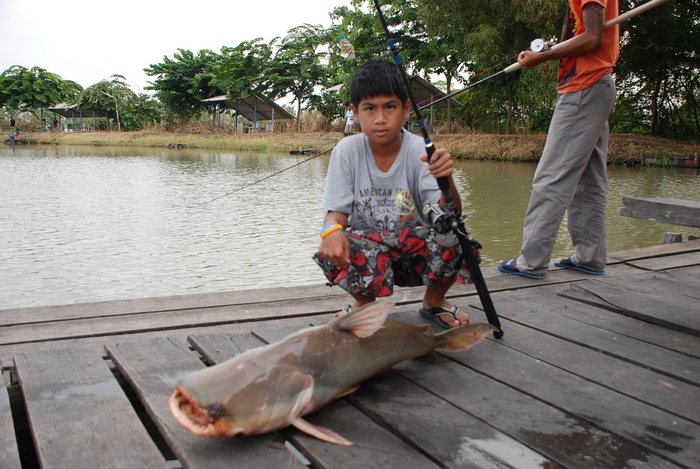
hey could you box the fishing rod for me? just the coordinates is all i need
[419,0,671,110]
[373,0,503,338]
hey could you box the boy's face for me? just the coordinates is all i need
[352,94,411,148]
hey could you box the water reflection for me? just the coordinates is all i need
[1,144,697,309]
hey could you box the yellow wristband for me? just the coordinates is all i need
[320,224,344,239]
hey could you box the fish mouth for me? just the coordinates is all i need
[169,386,238,437]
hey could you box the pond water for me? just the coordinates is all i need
[1,143,698,309]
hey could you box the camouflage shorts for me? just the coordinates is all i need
[313,226,475,298]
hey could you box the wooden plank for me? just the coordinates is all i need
[0,296,352,347]
[382,318,677,468]
[478,319,700,425]
[0,374,22,469]
[13,347,168,469]
[529,285,700,358]
[559,279,699,336]
[487,291,700,385]
[442,334,700,467]
[626,250,700,272]
[0,283,339,326]
[189,329,556,468]
[620,197,700,228]
[608,238,700,262]
[105,338,304,469]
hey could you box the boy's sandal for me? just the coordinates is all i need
[554,257,604,275]
[498,259,545,279]
[419,305,467,330]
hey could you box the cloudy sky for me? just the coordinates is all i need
[0,0,353,94]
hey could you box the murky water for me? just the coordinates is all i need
[1,144,698,309]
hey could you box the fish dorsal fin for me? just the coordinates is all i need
[334,300,394,338]
[292,417,353,446]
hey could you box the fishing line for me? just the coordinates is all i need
[174,145,335,208]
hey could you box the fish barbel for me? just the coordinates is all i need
[169,300,497,445]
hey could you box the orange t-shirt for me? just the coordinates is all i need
[557,0,620,94]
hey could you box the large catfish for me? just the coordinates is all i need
[169,300,497,445]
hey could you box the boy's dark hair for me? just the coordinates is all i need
[349,60,408,107]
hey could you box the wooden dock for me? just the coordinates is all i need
[1,240,699,468]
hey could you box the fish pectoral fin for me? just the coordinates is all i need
[434,322,498,352]
[335,385,360,399]
[291,417,353,446]
[335,299,394,338]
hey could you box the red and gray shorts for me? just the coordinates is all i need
[313,226,475,298]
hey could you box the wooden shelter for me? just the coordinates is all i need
[202,94,295,133]
[47,103,113,132]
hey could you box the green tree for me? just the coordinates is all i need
[213,39,274,97]
[266,24,329,131]
[145,49,226,124]
[79,75,137,131]
[0,65,82,129]
[614,0,699,138]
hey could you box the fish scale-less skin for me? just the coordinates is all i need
[170,301,496,443]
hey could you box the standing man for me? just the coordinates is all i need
[499,0,619,279]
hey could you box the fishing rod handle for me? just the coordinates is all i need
[605,0,669,27]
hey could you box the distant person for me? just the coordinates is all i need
[314,60,471,329]
[499,0,619,279]
[10,116,16,129]
[343,103,354,136]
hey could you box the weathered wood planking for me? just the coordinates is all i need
[0,284,341,327]
[531,284,700,358]
[607,238,700,262]
[445,331,699,467]
[626,250,700,272]
[487,288,700,385]
[620,197,700,228]
[0,376,21,469]
[105,337,305,469]
[188,328,555,468]
[12,347,168,469]
[559,278,699,336]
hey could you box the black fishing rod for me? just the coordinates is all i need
[373,0,503,338]
[419,0,671,111]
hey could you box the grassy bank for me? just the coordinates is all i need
[19,130,699,164]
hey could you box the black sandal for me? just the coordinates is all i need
[419,305,465,330]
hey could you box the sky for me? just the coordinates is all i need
[0,0,353,96]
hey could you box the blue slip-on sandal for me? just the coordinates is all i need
[554,257,604,275]
[498,259,545,279]
[419,305,466,330]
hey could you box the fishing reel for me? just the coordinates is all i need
[424,204,462,234]
[530,38,555,53]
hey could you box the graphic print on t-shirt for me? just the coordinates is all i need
[353,187,416,231]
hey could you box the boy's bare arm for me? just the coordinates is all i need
[319,211,350,268]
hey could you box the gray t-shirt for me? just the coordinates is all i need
[321,131,441,232]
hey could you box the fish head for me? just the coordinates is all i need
[169,358,316,438]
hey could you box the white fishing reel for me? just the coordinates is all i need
[530,38,554,52]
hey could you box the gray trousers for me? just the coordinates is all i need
[517,74,616,275]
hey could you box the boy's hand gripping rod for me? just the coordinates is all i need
[420,0,671,110]
[373,0,503,338]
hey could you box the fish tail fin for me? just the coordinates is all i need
[434,322,498,352]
